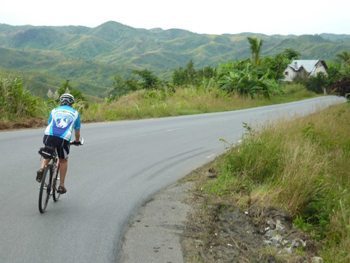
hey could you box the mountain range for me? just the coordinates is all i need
[0,21,349,97]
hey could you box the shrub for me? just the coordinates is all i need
[0,75,43,119]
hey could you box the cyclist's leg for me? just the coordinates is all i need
[58,159,68,191]
[57,139,70,194]
[37,158,50,182]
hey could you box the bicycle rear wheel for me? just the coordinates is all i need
[38,165,52,213]
[53,164,60,202]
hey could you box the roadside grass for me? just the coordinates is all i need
[204,102,350,262]
[82,84,317,122]
[1,81,317,127]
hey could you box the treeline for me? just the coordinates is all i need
[108,38,350,101]
[108,41,297,100]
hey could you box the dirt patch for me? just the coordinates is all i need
[180,165,322,263]
[0,118,45,130]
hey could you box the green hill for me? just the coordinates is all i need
[0,21,349,97]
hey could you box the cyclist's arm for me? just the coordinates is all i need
[73,113,81,142]
[74,129,80,142]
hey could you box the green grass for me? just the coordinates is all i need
[82,83,317,122]
[203,102,350,262]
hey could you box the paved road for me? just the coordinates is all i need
[0,96,345,263]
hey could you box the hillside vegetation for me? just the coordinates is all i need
[2,33,350,129]
[1,22,350,96]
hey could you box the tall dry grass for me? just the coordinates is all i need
[82,84,316,122]
[205,102,350,262]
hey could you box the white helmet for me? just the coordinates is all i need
[59,93,75,106]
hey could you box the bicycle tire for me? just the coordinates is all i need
[53,163,60,202]
[38,165,52,213]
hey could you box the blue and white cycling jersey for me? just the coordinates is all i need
[44,105,81,141]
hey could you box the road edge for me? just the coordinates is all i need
[119,181,193,263]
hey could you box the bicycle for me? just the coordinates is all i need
[37,139,83,214]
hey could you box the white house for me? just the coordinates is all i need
[283,60,328,81]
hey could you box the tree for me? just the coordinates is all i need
[327,53,350,97]
[108,74,131,99]
[57,80,72,94]
[336,51,350,65]
[185,60,197,84]
[55,80,86,112]
[172,67,187,86]
[247,37,263,66]
[57,80,84,101]
[305,72,328,94]
[132,69,159,89]
[282,48,300,60]
[198,66,216,79]
[172,60,201,86]
[260,51,294,80]
[218,62,279,98]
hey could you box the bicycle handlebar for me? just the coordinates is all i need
[70,137,84,146]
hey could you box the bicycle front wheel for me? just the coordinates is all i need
[38,165,52,213]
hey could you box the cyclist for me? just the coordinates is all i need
[36,93,81,194]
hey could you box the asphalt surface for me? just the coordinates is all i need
[120,181,193,263]
[0,96,346,263]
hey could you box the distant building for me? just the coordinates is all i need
[283,60,328,82]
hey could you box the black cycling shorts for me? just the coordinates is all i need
[43,135,70,159]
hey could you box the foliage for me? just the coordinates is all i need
[108,74,132,100]
[132,69,160,89]
[55,80,88,113]
[0,74,43,119]
[260,53,291,80]
[108,61,218,102]
[336,51,350,65]
[247,37,263,65]
[218,61,280,98]
[168,45,303,100]
[172,60,215,86]
[215,41,299,98]
[56,80,85,101]
[326,52,350,96]
[304,72,328,94]
[281,48,301,60]
[108,69,161,100]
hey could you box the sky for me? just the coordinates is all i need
[1,0,350,35]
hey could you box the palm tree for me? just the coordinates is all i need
[247,37,263,66]
[336,51,350,65]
